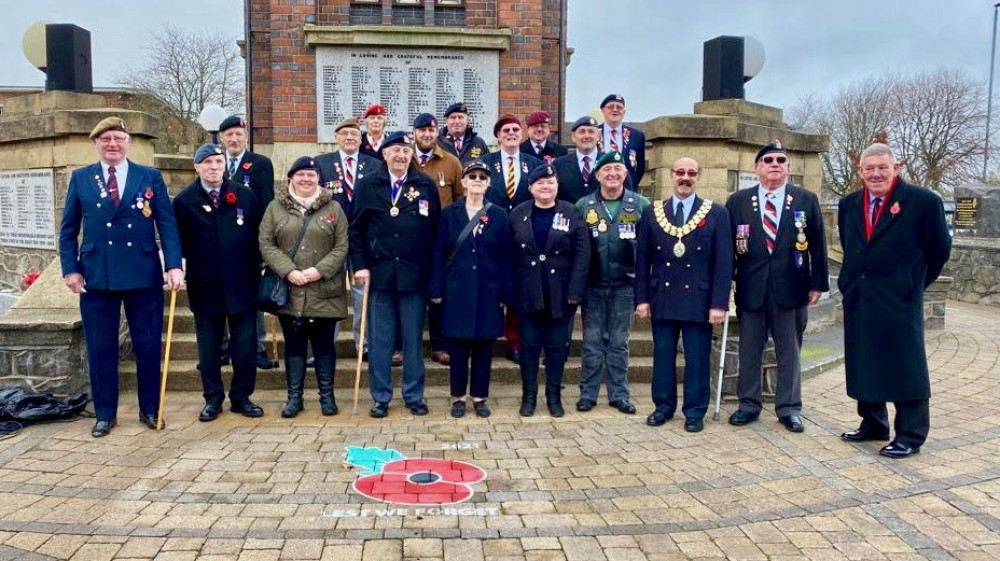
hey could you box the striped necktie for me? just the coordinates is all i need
[506,156,516,199]
[763,193,778,253]
[344,156,354,201]
[228,158,238,180]
[581,155,591,179]
[610,129,620,152]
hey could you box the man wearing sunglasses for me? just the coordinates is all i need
[725,142,829,433]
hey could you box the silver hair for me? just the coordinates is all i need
[859,143,895,163]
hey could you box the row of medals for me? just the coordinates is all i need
[652,200,713,258]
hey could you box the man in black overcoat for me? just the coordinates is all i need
[838,143,951,458]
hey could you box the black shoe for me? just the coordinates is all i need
[219,352,230,366]
[575,399,596,412]
[778,415,805,433]
[450,400,467,418]
[684,417,704,433]
[391,351,403,367]
[880,441,920,458]
[281,397,303,418]
[504,348,520,364]
[728,410,759,426]
[646,410,672,427]
[305,357,315,368]
[609,400,637,414]
[138,412,164,430]
[547,400,565,418]
[370,402,389,418]
[199,403,222,422]
[230,400,264,418]
[473,400,491,418]
[406,401,429,416]
[841,429,891,442]
[320,397,338,416]
[519,399,536,417]
[257,353,277,370]
[91,418,116,437]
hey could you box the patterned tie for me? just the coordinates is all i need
[871,196,883,226]
[535,143,543,155]
[209,189,220,208]
[674,201,684,226]
[581,155,591,180]
[453,137,463,153]
[228,158,238,180]
[506,156,516,200]
[392,178,403,201]
[420,154,429,166]
[763,193,778,253]
[107,165,120,207]
[610,129,620,152]
[344,157,355,201]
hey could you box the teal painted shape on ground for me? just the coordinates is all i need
[344,446,406,476]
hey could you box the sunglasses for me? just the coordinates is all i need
[672,170,699,178]
[500,127,521,134]
[466,173,489,181]
[762,156,787,164]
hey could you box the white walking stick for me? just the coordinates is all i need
[712,307,731,422]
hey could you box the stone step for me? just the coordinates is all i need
[120,356,665,392]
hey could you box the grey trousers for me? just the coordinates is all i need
[578,284,634,404]
[736,294,807,417]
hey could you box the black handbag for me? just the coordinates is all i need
[257,212,317,313]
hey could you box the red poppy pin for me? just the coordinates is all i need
[698,218,707,228]
[479,214,489,224]
[889,202,900,215]
[241,162,252,171]
[225,192,238,205]
[143,188,154,200]
[323,212,337,223]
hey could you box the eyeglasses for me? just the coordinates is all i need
[762,156,787,164]
[97,135,129,144]
[672,169,699,178]
[500,127,521,134]
[466,173,489,181]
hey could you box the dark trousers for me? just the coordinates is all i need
[428,301,447,352]
[651,319,712,420]
[369,290,426,404]
[504,308,520,351]
[857,399,930,448]
[194,308,258,406]
[278,315,339,364]
[80,286,163,422]
[448,339,494,398]
[736,293,806,417]
[519,310,574,402]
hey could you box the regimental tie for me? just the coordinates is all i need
[209,189,220,208]
[419,154,429,166]
[107,165,121,207]
[453,137,463,153]
[228,158,238,180]
[392,179,403,201]
[535,143,544,155]
[581,155,591,180]
[763,192,779,253]
[344,157,355,201]
[506,156,516,199]
[610,129,620,152]
[871,196,883,226]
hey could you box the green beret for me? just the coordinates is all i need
[592,151,626,175]
[89,116,128,140]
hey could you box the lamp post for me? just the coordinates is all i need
[985,3,1000,181]
[197,104,228,144]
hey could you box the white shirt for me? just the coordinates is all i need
[757,183,787,225]
[100,160,129,191]
[576,149,598,175]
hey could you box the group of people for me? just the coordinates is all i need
[59,94,951,460]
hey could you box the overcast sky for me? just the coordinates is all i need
[0,0,992,123]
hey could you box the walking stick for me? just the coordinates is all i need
[712,305,732,422]
[156,289,178,431]
[352,282,370,417]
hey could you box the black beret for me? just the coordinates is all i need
[287,156,318,178]
[193,143,224,164]
[444,102,468,117]
[600,94,625,108]
[380,131,414,150]
[412,113,437,129]
[526,164,557,186]
[462,160,490,177]
[571,116,599,131]
[219,115,247,133]
[755,140,787,163]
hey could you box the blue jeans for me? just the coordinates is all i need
[368,289,426,404]
[579,284,634,404]
[651,319,712,420]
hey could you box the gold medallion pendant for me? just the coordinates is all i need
[597,219,608,233]
[389,207,399,217]
[142,205,152,218]
[673,240,686,258]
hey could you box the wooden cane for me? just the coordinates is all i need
[156,289,178,431]
[352,283,370,417]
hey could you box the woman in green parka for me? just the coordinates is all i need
[259,156,349,417]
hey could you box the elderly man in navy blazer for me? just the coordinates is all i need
[59,116,184,438]
[597,94,646,186]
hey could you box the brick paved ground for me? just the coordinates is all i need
[0,301,997,561]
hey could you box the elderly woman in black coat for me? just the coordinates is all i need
[509,164,590,417]
[430,160,512,418]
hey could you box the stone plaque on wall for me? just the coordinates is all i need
[315,46,499,144]
[0,169,56,250]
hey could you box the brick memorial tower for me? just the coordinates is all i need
[246,0,569,168]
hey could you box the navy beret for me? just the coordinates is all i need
[380,131,414,150]
[287,156,318,178]
[571,116,599,131]
[444,102,468,117]
[755,140,787,163]
[193,143,225,164]
[526,164,557,186]
[462,160,490,177]
[218,115,247,133]
[600,94,625,108]
[412,113,437,129]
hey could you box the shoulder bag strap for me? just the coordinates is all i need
[446,203,492,270]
